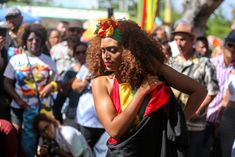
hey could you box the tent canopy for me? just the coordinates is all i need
[0,8,41,23]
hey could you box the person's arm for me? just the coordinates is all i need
[71,77,90,93]
[221,88,230,110]
[216,85,231,123]
[193,95,215,118]
[0,36,5,70]
[193,59,219,118]
[0,49,4,71]
[158,64,207,120]
[71,65,91,93]
[40,68,59,98]
[4,77,29,108]
[37,144,50,157]
[92,75,159,140]
[39,81,59,98]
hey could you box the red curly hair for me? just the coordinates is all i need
[86,19,164,87]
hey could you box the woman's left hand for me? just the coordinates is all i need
[40,84,54,98]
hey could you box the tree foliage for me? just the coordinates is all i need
[181,0,224,37]
[206,14,231,39]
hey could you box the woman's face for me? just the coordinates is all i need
[26,32,42,55]
[48,30,60,47]
[38,121,56,140]
[74,44,87,64]
[100,38,122,72]
[224,41,235,62]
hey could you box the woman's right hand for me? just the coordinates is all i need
[37,144,49,156]
[16,98,29,109]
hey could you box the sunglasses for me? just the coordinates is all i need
[39,123,50,135]
[225,42,235,50]
[100,46,119,54]
[27,37,41,42]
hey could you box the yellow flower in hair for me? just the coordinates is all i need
[106,26,114,37]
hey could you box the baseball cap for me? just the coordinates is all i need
[5,7,22,18]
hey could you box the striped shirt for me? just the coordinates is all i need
[207,54,235,122]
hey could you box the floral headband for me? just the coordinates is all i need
[95,18,122,43]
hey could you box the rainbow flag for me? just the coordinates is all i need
[164,0,172,24]
[138,0,158,32]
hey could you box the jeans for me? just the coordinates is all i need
[80,125,108,157]
[22,107,39,157]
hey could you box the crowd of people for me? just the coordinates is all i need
[0,6,235,157]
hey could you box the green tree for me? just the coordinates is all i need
[206,13,231,39]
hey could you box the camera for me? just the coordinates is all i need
[43,139,60,156]
[0,27,7,37]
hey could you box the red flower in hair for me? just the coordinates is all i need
[95,18,122,43]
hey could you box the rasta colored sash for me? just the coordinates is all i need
[107,79,188,157]
[109,79,171,144]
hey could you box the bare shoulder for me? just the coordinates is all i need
[92,75,114,94]
[92,76,106,85]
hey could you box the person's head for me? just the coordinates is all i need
[47,29,60,48]
[194,36,209,57]
[33,114,59,140]
[5,7,23,32]
[223,30,235,63]
[74,42,87,64]
[151,26,168,42]
[56,21,69,40]
[86,18,164,87]
[67,20,84,43]
[161,40,172,62]
[17,23,47,56]
[172,22,194,58]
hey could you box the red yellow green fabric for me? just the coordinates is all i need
[109,79,171,144]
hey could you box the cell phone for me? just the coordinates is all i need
[0,27,7,37]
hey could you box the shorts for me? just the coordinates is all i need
[10,107,24,125]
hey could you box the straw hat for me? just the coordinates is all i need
[172,22,194,37]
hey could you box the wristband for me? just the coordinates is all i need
[50,81,58,92]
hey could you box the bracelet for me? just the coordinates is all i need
[50,81,58,92]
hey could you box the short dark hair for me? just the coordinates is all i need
[196,36,208,46]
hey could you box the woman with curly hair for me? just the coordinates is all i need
[3,23,58,157]
[86,18,207,157]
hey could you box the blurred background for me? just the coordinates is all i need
[0,0,234,40]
